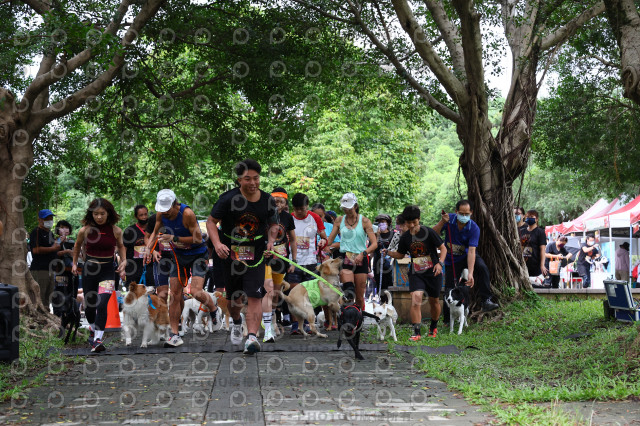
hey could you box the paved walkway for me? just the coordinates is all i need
[0,326,491,425]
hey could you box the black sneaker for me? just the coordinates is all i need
[91,338,105,353]
[87,328,95,345]
[281,319,291,327]
[482,299,499,312]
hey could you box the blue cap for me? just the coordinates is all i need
[38,209,55,219]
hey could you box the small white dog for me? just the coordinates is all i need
[122,283,169,347]
[180,292,221,336]
[373,290,398,341]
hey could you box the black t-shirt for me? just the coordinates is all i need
[272,211,295,257]
[123,223,146,261]
[519,226,546,276]
[29,227,57,271]
[544,241,569,269]
[374,230,397,274]
[578,243,600,265]
[210,188,279,266]
[396,225,443,276]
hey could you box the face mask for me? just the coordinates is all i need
[137,218,148,226]
[515,214,522,222]
[58,228,69,237]
[557,243,565,249]
[525,217,536,226]
[378,222,388,232]
[457,214,471,224]
[587,241,595,246]
[43,220,53,229]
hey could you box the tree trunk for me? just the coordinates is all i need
[604,0,640,105]
[0,88,59,331]
[455,62,539,298]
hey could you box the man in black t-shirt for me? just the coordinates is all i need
[29,209,60,307]
[207,159,279,355]
[519,209,547,277]
[385,205,446,341]
[123,205,155,289]
[544,236,572,288]
[577,235,600,288]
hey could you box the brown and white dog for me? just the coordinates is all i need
[278,257,343,338]
[123,282,170,347]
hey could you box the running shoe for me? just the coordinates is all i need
[263,325,275,343]
[409,335,421,342]
[87,327,94,345]
[290,329,302,336]
[230,324,243,345]
[427,328,438,338]
[164,334,183,348]
[91,338,105,353]
[244,335,261,354]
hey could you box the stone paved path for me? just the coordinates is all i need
[0,326,492,425]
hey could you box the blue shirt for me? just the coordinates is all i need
[442,213,480,265]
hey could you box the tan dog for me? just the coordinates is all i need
[123,282,170,347]
[277,258,343,338]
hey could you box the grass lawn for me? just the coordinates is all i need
[390,293,640,424]
[0,322,86,402]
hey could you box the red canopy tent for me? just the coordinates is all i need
[544,198,613,236]
[563,198,620,234]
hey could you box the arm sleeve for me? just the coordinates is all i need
[310,212,325,231]
[468,223,480,247]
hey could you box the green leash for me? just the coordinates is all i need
[267,250,343,297]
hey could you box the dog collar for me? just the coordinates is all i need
[148,294,156,310]
[343,304,362,332]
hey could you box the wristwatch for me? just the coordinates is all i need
[438,261,444,267]
[173,235,179,243]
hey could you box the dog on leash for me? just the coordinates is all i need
[337,282,380,360]
[373,290,398,341]
[123,282,170,347]
[444,269,470,335]
[278,257,344,338]
[180,292,222,336]
[53,291,81,344]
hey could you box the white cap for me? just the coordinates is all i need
[155,189,176,213]
[340,192,357,209]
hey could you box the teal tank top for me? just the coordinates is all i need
[339,214,367,253]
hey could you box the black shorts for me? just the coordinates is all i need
[169,251,208,279]
[336,252,369,275]
[285,264,317,284]
[223,258,266,300]
[409,273,442,298]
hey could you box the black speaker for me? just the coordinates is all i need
[0,283,19,363]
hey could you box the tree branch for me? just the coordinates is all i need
[390,0,468,105]
[423,0,465,74]
[372,0,392,44]
[29,0,166,129]
[541,1,606,51]
[290,0,357,24]
[20,0,50,14]
[342,0,460,123]
[20,0,132,112]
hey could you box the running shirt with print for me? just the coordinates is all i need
[273,210,295,257]
[396,225,443,276]
[210,187,279,266]
[292,211,325,265]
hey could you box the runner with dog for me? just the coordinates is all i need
[144,189,217,348]
[206,159,279,354]
[384,205,446,340]
[325,192,378,310]
[71,198,127,352]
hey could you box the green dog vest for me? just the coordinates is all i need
[301,279,326,308]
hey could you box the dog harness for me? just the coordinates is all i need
[301,279,325,308]
[340,304,362,334]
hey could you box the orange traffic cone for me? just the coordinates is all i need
[105,292,121,331]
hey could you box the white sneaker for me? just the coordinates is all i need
[244,335,261,354]
[164,334,183,348]
[263,325,275,343]
[230,323,243,345]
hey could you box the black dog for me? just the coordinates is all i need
[337,282,379,360]
[53,291,81,344]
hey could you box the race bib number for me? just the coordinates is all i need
[274,243,287,256]
[413,256,434,272]
[55,275,68,286]
[343,251,362,266]
[159,241,172,252]
[134,245,147,259]
[297,236,310,250]
[98,280,115,294]
[232,245,255,261]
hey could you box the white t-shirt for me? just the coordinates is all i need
[292,211,325,265]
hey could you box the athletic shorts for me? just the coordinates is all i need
[336,252,369,275]
[169,251,208,279]
[409,273,442,298]
[223,258,266,300]
[286,264,317,284]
